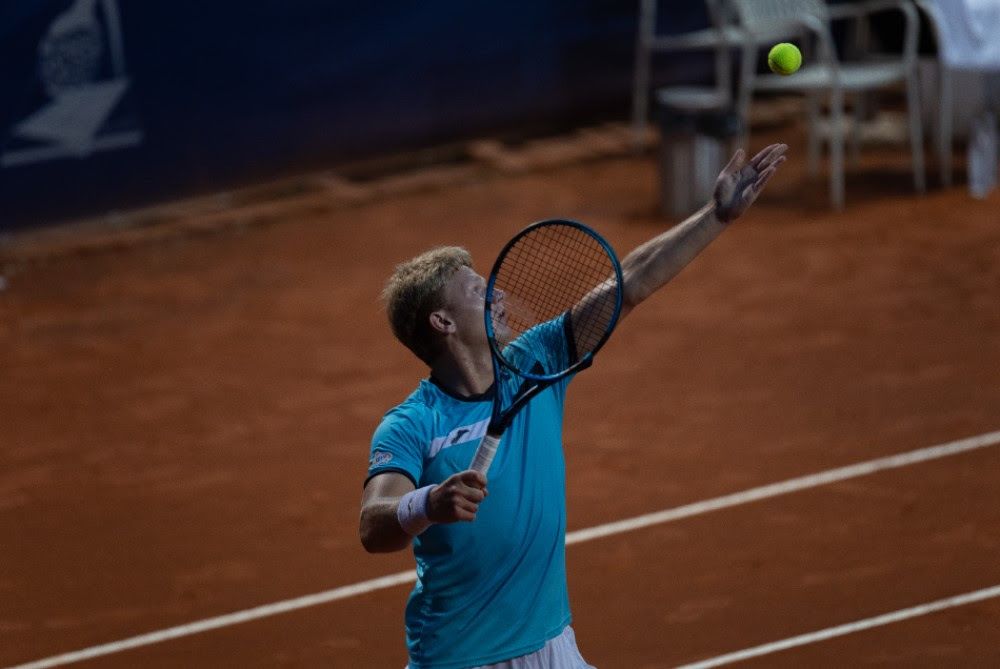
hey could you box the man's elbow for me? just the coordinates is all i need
[359,518,384,553]
[360,533,408,554]
[621,268,650,312]
[359,525,376,553]
[359,514,408,554]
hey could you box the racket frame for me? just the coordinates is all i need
[482,218,624,434]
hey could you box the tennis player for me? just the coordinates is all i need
[360,143,787,668]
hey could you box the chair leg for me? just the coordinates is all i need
[631,46,650,151]
[906,70,927,194]
[829,88,845,210]
[806,92,821,177]
[938,65,953,187]
[852,92,866,165]
[631,0,655,151]
[735,44,757,151]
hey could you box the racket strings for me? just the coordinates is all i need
[492,224,619,361]
[503,229,613,313]
[504,228,610,309]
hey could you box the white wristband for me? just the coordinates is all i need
[397,485,436,536]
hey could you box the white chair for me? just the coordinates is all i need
[915,0,955,187]
[633,0,724,148]
[631,1,787,149]
[729,0,926,209]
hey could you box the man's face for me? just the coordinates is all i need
[440,266,488,346]
[437,265,513,349]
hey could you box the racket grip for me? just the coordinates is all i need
[469,434,501,476]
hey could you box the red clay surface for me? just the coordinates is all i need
[2,124,999,668]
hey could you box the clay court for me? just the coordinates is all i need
[2,119,999,667]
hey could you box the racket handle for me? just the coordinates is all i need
[469,434,501,476]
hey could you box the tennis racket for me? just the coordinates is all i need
[469,219,624,476]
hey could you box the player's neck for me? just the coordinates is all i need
[430,347,493,398]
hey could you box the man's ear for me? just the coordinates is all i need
[429,309,455,335]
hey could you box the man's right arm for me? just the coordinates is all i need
[360,472,417,553]
[359,470,488,553]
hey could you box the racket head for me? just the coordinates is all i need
[484,219,623,382]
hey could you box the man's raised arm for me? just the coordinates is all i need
[619,143,787,316]
[569,144,786,356]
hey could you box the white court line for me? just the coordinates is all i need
[566,429,1000,544]
[677,584,1000,668]
[4,571,418,669]
[7,429,1000,669]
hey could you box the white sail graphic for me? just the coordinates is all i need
[2,0,142,168]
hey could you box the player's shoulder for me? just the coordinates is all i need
[373,381,468,456]
[513,312,570,346]
[505,312,572,369]
[376,382,442,433]
[379,388,428,423]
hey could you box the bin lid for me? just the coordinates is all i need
[655,87,729,112]
[656,86,742,138]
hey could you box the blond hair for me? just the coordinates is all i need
[382,246,473,365]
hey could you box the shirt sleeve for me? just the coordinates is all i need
[504,312,578,377]
[365,409,425,488]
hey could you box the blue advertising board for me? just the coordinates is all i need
[1,1,712,230]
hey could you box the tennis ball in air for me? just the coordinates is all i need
[768,43,802,76]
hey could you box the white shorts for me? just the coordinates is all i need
[407,626,596,669]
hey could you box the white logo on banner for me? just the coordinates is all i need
[1,0,142,168]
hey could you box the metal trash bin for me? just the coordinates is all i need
[656,87,742,217]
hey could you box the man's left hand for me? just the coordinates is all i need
[714,143,788,223]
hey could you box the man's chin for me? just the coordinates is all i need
[492,323,513,347]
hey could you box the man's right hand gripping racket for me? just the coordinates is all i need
[469,219,624,476]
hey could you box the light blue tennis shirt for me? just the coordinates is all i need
[366,315,580,669]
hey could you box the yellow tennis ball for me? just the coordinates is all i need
[768,43,802,76]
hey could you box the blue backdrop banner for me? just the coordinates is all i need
[1,1,713,230]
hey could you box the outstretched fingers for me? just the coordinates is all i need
[722,148,745,176]
[715,143,788,222]
[753,157,785,191]
[750,143,788,170]
[741,160,783,203]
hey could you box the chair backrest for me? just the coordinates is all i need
[728,0,829,33]
[705,0,733,27]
